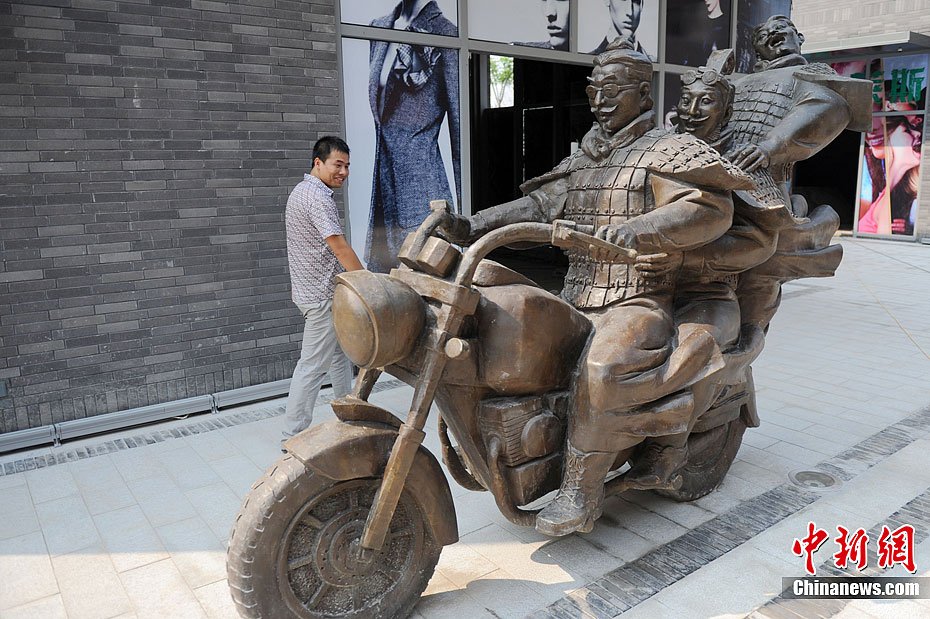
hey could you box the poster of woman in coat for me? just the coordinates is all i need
[342,1,462,273]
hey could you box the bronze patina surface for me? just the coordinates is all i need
[226,26,871,619]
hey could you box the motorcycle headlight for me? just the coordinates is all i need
[332,271,426,369]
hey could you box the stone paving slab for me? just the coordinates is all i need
[0,238,928,618]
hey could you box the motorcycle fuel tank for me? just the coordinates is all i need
[474,283,592,395]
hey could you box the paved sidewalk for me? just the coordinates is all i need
[1,237,929,618]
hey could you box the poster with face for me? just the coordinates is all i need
[857,115,923,236]
[663,72,683,130]
[341,0,459,35]
[469,0,571,51]
[577,0,659,61]
[734,0,790,73]
[341,37,461,273]
[665,0,731,67]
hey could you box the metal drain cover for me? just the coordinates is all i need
[789,470,842,491]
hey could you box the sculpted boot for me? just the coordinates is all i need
[535,443,616,536]
[623,440,689,490]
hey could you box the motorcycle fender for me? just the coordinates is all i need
[284,419,459,547]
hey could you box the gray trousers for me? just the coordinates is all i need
[282,299,353,440]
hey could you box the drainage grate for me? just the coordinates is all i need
[788,469,843,491]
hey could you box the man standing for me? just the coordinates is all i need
[282,136,365,445]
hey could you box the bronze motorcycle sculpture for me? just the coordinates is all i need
[225,204,765,618]
[225,26,869,619]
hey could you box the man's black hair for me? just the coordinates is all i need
[313,136,350,164]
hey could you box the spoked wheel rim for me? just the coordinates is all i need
[277,478,426,618]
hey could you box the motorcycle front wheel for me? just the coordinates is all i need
[227,454,441,619]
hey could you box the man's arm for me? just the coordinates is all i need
[324,234,364,271]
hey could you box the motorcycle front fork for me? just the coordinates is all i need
[355,335,453,560]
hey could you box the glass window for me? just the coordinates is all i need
[734,0,791,73]
[665,0,731,67]
[489,55,515,108]
[469,0,571,52]
[577,0,659,61]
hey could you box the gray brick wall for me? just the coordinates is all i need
[0,0,341,433]
[794,0,930,240]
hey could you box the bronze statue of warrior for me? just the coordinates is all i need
[628,31,872,487]
[722,15,871,331]
[725,15,872,201]
[440,38,753,536]
[625,49,789,489]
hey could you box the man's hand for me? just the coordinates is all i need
[634,252,682,280]
[725,143,771,172]
[436,211,473,244]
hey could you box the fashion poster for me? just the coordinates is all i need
[341,0,459,36]
[877,54,928,113]
[662,72,683,130]
[836,56,926,237]
[341,37,461,273]
[577,0,659,60]
[857,115,924,236]
[468,0,571,51]
[665,0,731,67]
[734,0,790,73]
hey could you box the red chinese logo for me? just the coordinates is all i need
[833,526,869,571]
[877,525,916,573]
[792,522,918,575]
[792,522,829,575]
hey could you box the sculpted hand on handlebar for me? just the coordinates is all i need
[440,38,754,536]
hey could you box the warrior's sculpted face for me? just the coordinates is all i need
[677,81,729,141]
[587,64,646,133]
[753,18,803,61]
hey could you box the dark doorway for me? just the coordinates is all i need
[469,54,593,290]
[793,129,862,230]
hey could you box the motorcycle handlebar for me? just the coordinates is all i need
[452,219,638,287]
[416,200,639,288]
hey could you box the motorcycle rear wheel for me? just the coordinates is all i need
[655,418,747,502]
[227,454,440,619]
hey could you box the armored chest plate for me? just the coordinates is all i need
[730,71,797,147]
[558,134,674,310]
